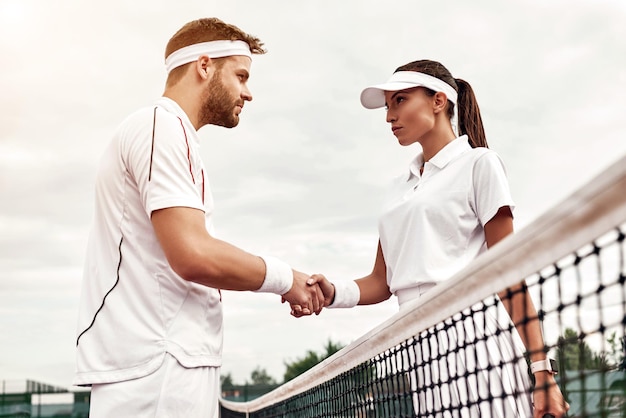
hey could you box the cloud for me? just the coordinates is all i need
[1,0,625,387]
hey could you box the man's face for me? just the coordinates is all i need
[199,55,252,128]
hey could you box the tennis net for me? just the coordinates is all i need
[220,154,626,417]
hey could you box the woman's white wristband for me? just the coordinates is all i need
[328,280,360,308]
[255,256,293,296]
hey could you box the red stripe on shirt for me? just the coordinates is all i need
[148,107,158,181]
[201,169,205,205]
[177,117,195,184]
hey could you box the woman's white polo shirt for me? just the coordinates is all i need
[379,136,514,306]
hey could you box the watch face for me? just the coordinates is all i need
[549,358,558,373]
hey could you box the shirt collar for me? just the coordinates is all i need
[155,96,197,135]
[406,135,471,181]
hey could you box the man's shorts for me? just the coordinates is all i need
[89,353,220,418]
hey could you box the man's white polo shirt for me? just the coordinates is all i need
[74,97,222,386]
[379,136,514,306]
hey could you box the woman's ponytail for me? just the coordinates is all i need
[455,78,488,148]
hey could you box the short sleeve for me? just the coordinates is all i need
[472,151,515,226]
[122,107,204,217]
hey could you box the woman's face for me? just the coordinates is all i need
[384,87,436,147]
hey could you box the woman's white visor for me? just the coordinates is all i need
[360,71,458,109]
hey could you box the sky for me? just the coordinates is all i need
[1,0,625,390]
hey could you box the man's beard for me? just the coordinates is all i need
[198,72,241,128]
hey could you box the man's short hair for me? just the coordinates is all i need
[166,18,266,60]
[164,18,266,85]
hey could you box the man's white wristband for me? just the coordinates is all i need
[255,256,293,296]
[328,280,360,308]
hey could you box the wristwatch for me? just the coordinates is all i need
[529,358,558,375]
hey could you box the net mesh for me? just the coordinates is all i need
[220,156,626,418]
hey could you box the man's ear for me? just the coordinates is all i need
[196,55,213,79]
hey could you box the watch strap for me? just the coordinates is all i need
[529,358,558,374]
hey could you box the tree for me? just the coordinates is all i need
[250,366,276,385]
[555,327,622,371]
[322,339,344,358]
[283,349,322,383]
[555,328,597,370]
[606,331,626,371]
[283,339,345,383]
[221,372,235,391]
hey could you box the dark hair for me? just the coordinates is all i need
[395,60,487,148]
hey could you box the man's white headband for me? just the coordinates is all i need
[360,71,459,135]
[165,40,252,74]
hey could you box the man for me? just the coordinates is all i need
[74,17,323,417]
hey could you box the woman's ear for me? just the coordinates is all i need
[432,91,448,114]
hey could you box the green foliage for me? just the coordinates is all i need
[555,328,625,371]
[250,366,276,385]
[219,339,346,388]
[322,339,344,357]
[606,331,626,371]
[283,349,322,383]
[556,328,596,370]
[283,339,345,383]
[220,372,235,390]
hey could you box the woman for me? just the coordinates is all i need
[303,60,569,417]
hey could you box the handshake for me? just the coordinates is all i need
[281,271,335,318]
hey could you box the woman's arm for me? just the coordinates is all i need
[486,206,569,418]
[355,241,392,305]
[290,240,391,316]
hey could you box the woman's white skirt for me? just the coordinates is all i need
[393,297,533,417]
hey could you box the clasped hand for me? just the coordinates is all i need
[281,273,334,317]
